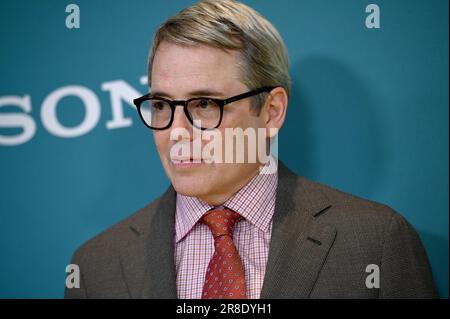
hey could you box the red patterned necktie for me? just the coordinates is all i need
[200,207,247,299]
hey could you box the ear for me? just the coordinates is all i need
[262,87,288,139]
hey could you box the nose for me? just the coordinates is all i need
[171,105,191,130]
[170,105,195,143]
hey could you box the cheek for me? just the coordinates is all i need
[153,131,169,153]
[227,106,264,129]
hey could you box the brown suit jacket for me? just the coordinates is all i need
[65,161,438,298]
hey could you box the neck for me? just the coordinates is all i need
[198,165,262,206]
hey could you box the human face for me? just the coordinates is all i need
[151,41,268,205]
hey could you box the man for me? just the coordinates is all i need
[65,0,438,299]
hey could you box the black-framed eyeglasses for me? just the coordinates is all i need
[133,86,277,130]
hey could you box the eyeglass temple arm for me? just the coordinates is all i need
[223,86,277,105]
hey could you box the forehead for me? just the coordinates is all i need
[151,41,243,97]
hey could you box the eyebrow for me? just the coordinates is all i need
[150,89,226,99]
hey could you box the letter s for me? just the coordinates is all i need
[0,95,36,146]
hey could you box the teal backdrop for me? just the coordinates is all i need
[0,0,448,298]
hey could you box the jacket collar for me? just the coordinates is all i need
[120,160,335,298]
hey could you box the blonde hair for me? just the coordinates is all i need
[148,0,291,110]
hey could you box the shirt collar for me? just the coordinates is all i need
[175,168,278,243]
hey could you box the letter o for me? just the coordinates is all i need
[41,85,100,138]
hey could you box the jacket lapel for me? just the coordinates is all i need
[120,161,336,299]
[260,162,337,298]
[120,185,178,298]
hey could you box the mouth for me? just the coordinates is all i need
[170,157,205,168]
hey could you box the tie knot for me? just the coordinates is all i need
[201,208,242,239]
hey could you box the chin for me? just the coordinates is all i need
[170,174,211,198]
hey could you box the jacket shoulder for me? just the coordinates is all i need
[294,176,437,298]
[70,195,162,266]
[297,175,400,226]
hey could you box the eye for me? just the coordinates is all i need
[152,101,166,111]
[196,99,210,109]
[188,99,220,117]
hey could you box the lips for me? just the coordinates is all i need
[170,157,205,169]
[170,157,204,164]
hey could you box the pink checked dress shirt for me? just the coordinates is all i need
[174,169,278,299]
